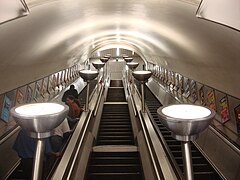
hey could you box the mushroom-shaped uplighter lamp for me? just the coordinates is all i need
[124,57,133,63]
[157,104,215,180]
[79,69,99,111]
[11,103,69,180]
[132,70,152,112]
[127,62,139,82]
[92,62,105,88]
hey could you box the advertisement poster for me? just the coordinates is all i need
[160,67,164,81]
[61,70,65,85]
[219,96,230,123]
[56,72,60,88]
[15,89,24,106]
[64,69,68,83]
[179,75,184,94]
[1,95,12,122]
[26,85,33,103]
[68,68,72,82]
[183,78,190,98]
[234,104,240,134]
[47,75,53,94]
[52,74,57,91]
[34,82,41,101]
[190,80,197,103]
[207,89,216,111]
[174,74,179,91]
[41,78,47,97]
[164,69,167,84]
[72,66,75,80]
[199,86,205,106]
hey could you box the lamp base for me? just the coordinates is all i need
[172,133,198,141]
[29,132,51,139]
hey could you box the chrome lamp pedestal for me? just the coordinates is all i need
[157,104,215,180]
[100,57,109,82]
[11,103,69,180]
[92,62,105,90]
[79,70,99,111]
[132,70,152,112]
[126,62,139,93]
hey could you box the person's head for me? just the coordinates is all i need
[70,85,75,90]
[66,95,75,105]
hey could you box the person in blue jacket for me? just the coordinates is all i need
[13,129,53,180]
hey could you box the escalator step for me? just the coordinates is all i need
[88,172,142,180]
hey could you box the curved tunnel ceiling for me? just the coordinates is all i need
[0,0,239,98]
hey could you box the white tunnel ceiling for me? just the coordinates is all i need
[0,0,239,99]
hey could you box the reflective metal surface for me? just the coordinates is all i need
[92,62,105,70]
[124,57,133,63]
[127,62,139,70]
[100,57,109,63]
[10,103,69,138]
[157,104,216,141]
[79,70,99,81]
[132,70,152,82]
[104,54,111,59]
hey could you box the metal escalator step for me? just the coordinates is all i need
[89,164,141,173]
[91,157,140,164]
[88,172,142,180]
[101,121,130,123]
[98,136,134,140]
[97,140,134,145]
[99,131,133,135]
[99,129,133,132]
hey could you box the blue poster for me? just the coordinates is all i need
[1,95,12,122]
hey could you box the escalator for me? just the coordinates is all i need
[140,83,223,180]
[86,80,144,180]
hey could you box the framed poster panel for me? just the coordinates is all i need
[52,74,58,94]
[174,74,179,91]
[76,65,79,78]
[25,85,33,103]
[199,85,206,106]
[189,80,197,103]
[34,81,41,102]
[52,74,57,92]
[234,104,240,134]
[68,68,72,82]
[219,96,230,124]
[207,89,216,111]
[56,72,60,88]
[71,66,75,80]
[169,71,174,91]
[178,75,184,94]
[73,65,77,80]
[64,69,68,83]
[15,89,24,106]
[41,78,47,97]
[163,69,167,84]
[47,76,52,94]
[1,95,12,123]
[61,69,65,86]
[183,78,190,98]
